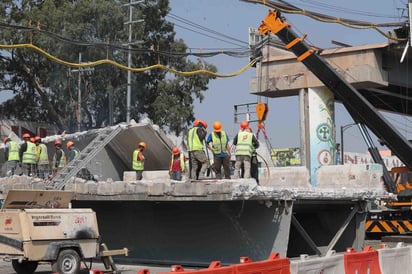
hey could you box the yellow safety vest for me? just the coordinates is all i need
[235,131,253,157]
[38,143,49,165]
[53,150,66,168]
[132,149,144,171]
[188,127,203,151]
[170,153,185,171]
[8,141,20,161]
[22,142,37,164]
[211,131,228,154]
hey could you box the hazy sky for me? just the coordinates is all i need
[168,0,409,152]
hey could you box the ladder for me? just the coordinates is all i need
[49,125,122,190]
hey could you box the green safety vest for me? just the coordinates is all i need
[235,131,253,157]
[8,141,20,161]
[132,149,144,171]
[38,143,49,165]
[211,131,228,154]
[73,149,79,159]
[22,142,37,164]
[53,150,66,168]
[170,153,185,171]
[188,127,203,151]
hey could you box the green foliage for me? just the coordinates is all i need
[0,0,215,134]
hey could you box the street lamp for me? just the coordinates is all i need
[340,123,358,165]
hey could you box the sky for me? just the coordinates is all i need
[168,0,410,153]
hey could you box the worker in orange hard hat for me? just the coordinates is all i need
[34,136,49,179]
[19,133,36,176]
[52,139,66,175]
[169,146,187,181]
[66,141,80,163]
[132,141,146,180]
[4,137,20,176]
[206,121,231,179]
[187,119,208,180]
[232,121,259,179]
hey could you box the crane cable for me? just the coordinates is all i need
[241,0,408,41]
[0,43,257,77]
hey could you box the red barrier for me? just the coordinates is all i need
[159,261,234,274]
[89,270,104,274]
[233,253,290,274]
[344,246,382,274]
[137,269,150,274]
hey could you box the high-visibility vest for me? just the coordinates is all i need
[38,143,49,165]
[188,127,203,151]
[73,149,79,159]
[211,131,228,154]
[170,153,185,171]
[22,142,37,164]
[69,148,80,162]
[53,150,66,168]
[132,149,144,171]
[235,131,253,157]
[8,141,20,161]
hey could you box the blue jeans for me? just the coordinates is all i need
[170,171,182,181]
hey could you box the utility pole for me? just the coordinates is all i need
[77,53,82,132]
[69,53,94,132]
[124,0,145,123]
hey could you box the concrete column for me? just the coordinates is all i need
[307,87,336,186]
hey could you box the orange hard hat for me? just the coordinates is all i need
[34,136,41,142]
[55,140,62,145]
[240,121,249,129]
[172,147,179,155]
[201,120,208,129]
[213,121,222,132]
[138,141,146,150]
[30,137,35,143]
[66,141,74,149]
[193,119,201,126]
[3,137,10,143]
[22,133,31,139]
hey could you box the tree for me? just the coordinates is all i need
[0,0,216,134]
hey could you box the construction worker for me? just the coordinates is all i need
[169,147,187,181]
[4,137,20,176]
[232,121,259,179]
[52,140,66,174]
[206,121,231,179]
[34,136,50,179]
[19,133,37,176]
[66,141,80,162]
[187,119,208,180]
[133,141,146,180]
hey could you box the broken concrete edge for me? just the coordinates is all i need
[0,175,391,202]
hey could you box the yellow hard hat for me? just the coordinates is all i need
[138,141,147,149]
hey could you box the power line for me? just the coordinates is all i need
[167,13,249,47]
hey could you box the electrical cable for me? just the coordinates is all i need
[0,43,257,77]
[240,0,408,41]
